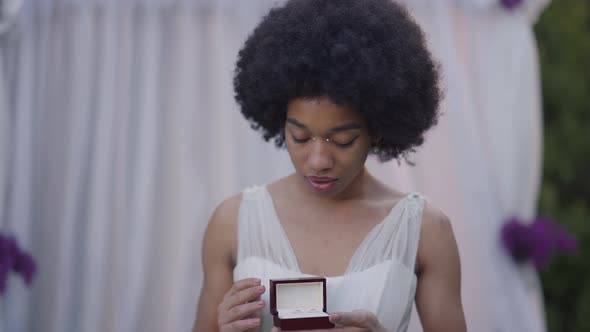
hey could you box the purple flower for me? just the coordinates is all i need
[0,234,19,295]
[550,220,579,252]
[0,263,9,294]
[500,0,523,10]
[501,216,578,269]
[14,252,37,285]
[502,217,533,263]
[0,232,37,295]
[528,218,555,268]
[0,234,19,268]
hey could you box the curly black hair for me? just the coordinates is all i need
[234,0,442,162]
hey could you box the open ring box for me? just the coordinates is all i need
[270,277,335,330]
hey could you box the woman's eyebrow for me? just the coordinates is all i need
[286,118,361,132]
[286,118,307,129]
[331,123,362,132]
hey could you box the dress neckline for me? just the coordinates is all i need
[260,186,414,277]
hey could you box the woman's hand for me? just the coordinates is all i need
[217,278,266,332]
[270,309,391,332]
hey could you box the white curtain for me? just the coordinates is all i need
[0,0,547,331]
[0,1,291,331]
[372,1,549,331]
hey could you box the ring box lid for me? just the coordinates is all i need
[270,277,328,316]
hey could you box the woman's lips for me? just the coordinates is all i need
[306,176,337,192]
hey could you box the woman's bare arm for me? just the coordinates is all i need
[415,206,467,332]
[192,195,241,332]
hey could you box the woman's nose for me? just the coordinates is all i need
[307,139,334,172]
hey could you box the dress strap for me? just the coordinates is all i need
[345,193,426,274]
[401,193,427,273]
[236,186,300,271]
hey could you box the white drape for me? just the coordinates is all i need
[371,1,549,331]
[1,1,291,331]
[0,0,547,331]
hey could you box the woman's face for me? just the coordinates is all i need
[285,97,372,197]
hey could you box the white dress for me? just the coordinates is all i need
[233,185,426,332]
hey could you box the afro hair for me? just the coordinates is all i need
[234,0,442,162]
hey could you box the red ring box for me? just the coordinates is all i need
[270,277,335,330]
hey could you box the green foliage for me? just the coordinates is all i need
[535,1,590,331]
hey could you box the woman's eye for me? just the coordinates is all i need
[334,137,358,148]
[290,132,359,147]
[292,136,310,144]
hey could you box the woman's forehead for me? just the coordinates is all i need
[286,97,366,129]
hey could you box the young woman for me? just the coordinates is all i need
[193,0,466,331]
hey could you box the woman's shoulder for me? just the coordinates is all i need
[210,193,243,225]
[204,192,245,266]
[205,193,243,242]
[420,203,453,236]
[209,177,288,224]
[416,202,458,273]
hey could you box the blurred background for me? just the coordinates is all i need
[535,2,590,331]
[0,0,587,331]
